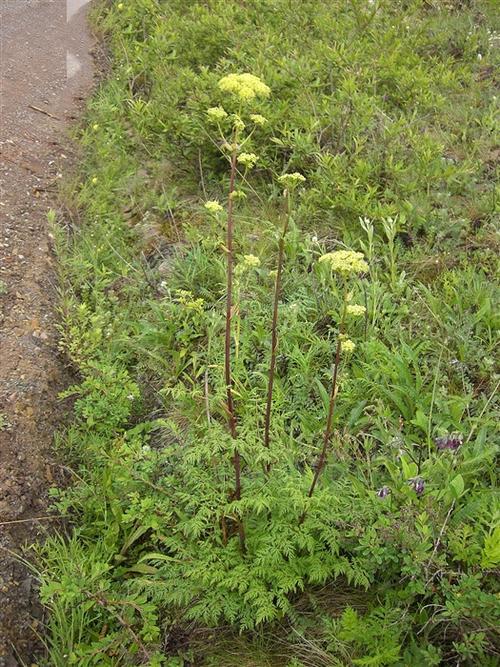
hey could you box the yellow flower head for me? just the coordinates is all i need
[232,115,246,132]
[278,172,306,188]
[250,114,268,126]
[243,254,260,268]
[237,152,258,169]
[346,304,366,317]
[319,250,368,276]
[206,106,228,122]
[204,200,224,214]
[340,336,356,354]
[278,171,306,188]
[218,73,270,102]
[235,254,260,276]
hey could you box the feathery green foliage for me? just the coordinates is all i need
[38,0,499,664]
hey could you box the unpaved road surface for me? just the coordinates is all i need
[0,1,94,662]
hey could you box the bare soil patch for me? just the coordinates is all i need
[0,1,94,663]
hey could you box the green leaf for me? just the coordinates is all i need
[401,456,418,481]
[315,378,330,412]
[449,474,465,499]
[138,552,182,564]
[410,409,428,434]
[120,523,150,555]
[481,526,500,568]
[125,563,159,575]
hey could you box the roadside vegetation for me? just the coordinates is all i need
[39,0,498,664]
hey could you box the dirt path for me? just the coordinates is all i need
[0,1,94,663]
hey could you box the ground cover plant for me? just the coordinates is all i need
[39,0,499,664]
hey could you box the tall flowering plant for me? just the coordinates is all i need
[301,250,368,520]
[204,72,270,552]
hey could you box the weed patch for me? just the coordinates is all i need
[39,1,499,665]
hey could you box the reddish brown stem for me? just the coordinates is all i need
[263,192,290,470]
[300,332,342,524]
[225,145,246,553]
[225,149,238,439]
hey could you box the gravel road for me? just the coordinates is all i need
[0,1,94,663]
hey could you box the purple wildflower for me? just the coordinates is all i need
[435,433,463,451]
[411,478,425,496]
[377,486,391,498]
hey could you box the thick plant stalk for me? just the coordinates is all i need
[225,148,238,440]
[306,334,342,500]
[300,310,345,524]
[263,191,290,469]
[225,144,246,553]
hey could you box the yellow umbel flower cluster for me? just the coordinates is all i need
[340,335,356,354]
[204,200,224,214]
[235,254,261,277]
[242,254,260,268]
[278,172,306,189]
[346,304,366,317]
[206,106,228,122]
[237,153,259,169]
[232,115,245,131]
[250,114,267,125]
[319,250,368,276]
[218,73,270,102]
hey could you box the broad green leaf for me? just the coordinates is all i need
[481,527,500,568]
[401,456,418,481]
[449,474,465,499]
